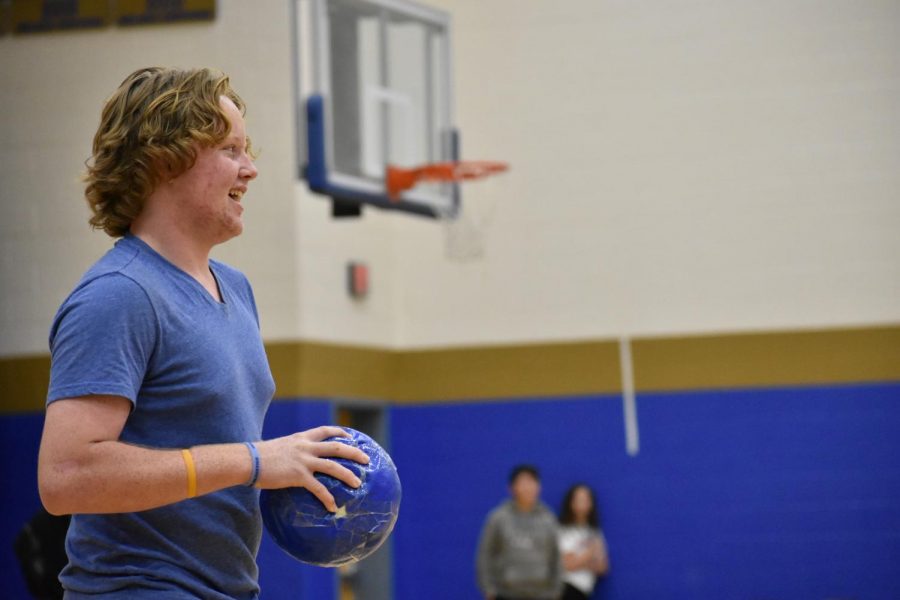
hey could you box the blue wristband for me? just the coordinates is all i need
[244,442,261,487]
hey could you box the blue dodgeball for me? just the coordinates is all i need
[260,427,402,567]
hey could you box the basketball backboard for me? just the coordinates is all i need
[293,0,458,218]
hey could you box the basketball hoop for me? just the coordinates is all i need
[385,160,509,262]
[385,161,508,201]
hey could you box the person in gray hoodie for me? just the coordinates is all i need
[476,465,563,600]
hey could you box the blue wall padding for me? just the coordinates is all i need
[1,412,46,599]
[258,398,337,600]
[390,394,626,600]
[4,385,899,599]
[389,384,900,600]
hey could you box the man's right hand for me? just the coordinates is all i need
[254,426,371,512]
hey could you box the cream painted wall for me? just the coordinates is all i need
[2,0,898,357]
[396,0,900,346]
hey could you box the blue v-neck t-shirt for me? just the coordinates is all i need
[47,233,275,599]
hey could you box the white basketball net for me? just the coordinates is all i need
[434,184,500,263]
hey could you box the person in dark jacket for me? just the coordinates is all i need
[476,465,562,600]
[14,508,70,600]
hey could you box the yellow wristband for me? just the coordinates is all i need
[181,449,197,499]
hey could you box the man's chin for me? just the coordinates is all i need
[213,222,243,245]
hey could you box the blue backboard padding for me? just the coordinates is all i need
[305,95,329,193]
[390,384,900,600]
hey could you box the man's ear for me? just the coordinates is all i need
[153,144,197,184]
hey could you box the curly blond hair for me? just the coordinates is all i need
[85,67,249,237]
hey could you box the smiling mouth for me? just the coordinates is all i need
[228,190,244,201]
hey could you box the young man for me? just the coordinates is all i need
[37,67,369,599]
[476,465,563,600]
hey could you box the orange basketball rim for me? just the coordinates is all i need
[386,161,509,201]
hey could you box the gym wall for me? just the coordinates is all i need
[397,0,900,346]
[1,0,899,598]
[2,0,898,355]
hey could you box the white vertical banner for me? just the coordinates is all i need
[619,337,640,456]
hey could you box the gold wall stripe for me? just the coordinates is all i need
[632,325,900,392]
[267,340,622,402]
[2,325,898,414]
[391,341,622,402]
[0,355,51,414]
[265,341,394,400]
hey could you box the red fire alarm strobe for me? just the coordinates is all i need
[347,262,369,299]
